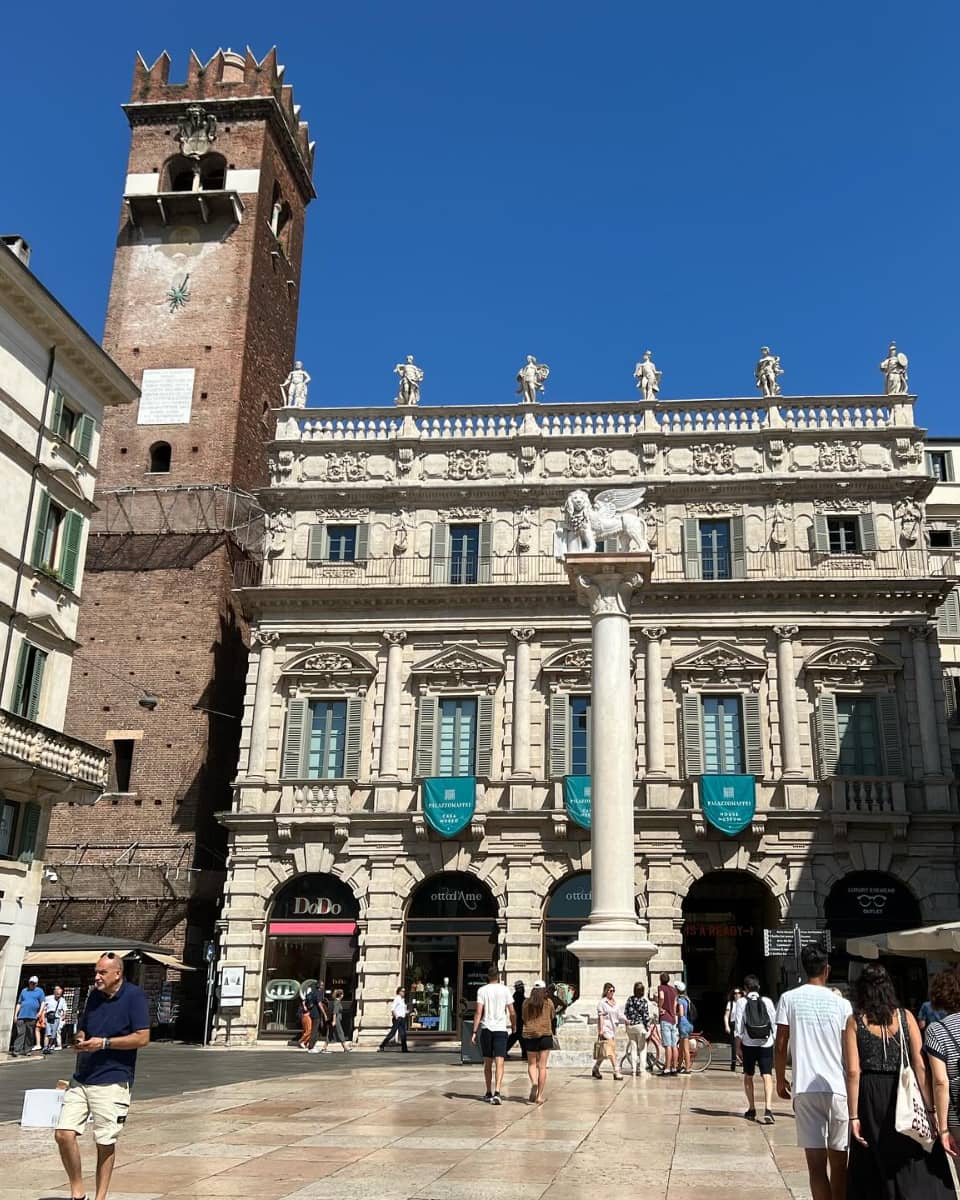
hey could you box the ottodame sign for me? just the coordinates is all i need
[423,777,476,837]
[700,775,756,836]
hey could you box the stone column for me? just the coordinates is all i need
[246,631,279,780]
[642,627,667,777]
[563,553,657,1021]
[510,628,535,777]
[910,624,941,777]
[774,625,803,777]
[378,631,406,779]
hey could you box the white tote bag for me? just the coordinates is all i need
[894,1013,935,1151]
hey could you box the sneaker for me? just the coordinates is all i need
[491,1093,502,1105]
[744,1108,757,1121]
[484,1091,493,1103]
[309,1046,322,1053]
[763,1110,775,1125]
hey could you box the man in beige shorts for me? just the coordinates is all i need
[54,952,150,1200]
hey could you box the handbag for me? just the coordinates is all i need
[894,1010,935,1152]
[593,1039,606,1060]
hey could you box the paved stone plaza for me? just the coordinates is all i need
[0,1055,816,1199]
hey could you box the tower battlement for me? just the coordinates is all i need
[130,47,314,180]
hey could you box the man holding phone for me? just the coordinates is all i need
[54,952,150,1200]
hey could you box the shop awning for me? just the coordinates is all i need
[847,923,960,963]
[268,920,357,936]
[23,932,195,972]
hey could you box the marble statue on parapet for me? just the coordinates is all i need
[755,346,784,398]
[554,488,651,559]
[634,350,662,401]
[280,361,311,407]
[880,342,909,395]
[516,355,550,404]
[394,356,424,406]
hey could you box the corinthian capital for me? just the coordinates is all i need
[572,569,644,617]
[511,627,536,643]
[383,630,408,646]
[251,630,280,648]
[641,627,667,642]
[773,625,799,641]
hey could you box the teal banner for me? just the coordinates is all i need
[700,775,756,836]
[423,777,476,837]
[564,775,592,830]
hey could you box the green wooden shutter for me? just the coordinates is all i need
[944,675,958,724]
[25,648,46,722]
[682,692,704,777]
[811,514,830,554]
[475,694,494,777]
[354,523,369,563]
[17,802,41,861]
[75,414,96,460]
[937,588,960,638]
[731,515,746,579]
[10,642,30,716]
[742,692,764,776]
[59,511,84,590]
[343,695,363,778]
[50,389,64,438]
[949,530,960,549]
[859,512,878,553]
[280,698,310,778]
[478,522,492,583]
[682,518,701,580]
[306,524,326,562]
[877,693,904,775]
[549,693,571,777]
[815,693,840,778]
[31,490,51,568]
[415,695,439,776]
[430,524,451,584]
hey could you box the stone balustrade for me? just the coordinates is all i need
[830,776,907,814]
[0,708,110,788]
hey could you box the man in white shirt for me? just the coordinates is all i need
[471,966,515,1104]
[378,986,409,1053]
[733,973,777,1124]
[42,986,68,1055]
[775,945,852,1200]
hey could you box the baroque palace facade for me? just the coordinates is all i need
[214,387,960,1045]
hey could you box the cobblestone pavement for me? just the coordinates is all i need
[0,1058,815,1199]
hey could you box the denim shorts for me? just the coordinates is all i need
[659,1020,678,1047]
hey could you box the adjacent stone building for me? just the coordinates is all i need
[0,236,134,1033]
[214,388,959,1044]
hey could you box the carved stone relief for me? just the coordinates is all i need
[692,443,736,475]
[815,441,863,472]
[568,447,615,478]
[438,506,493,522]
[315,507,369,522]
[327,451,369,482]
[671,640,767,690]
[446,448,489,481]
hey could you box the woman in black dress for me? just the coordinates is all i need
[844,963,955,1198]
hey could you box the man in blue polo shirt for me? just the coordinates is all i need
[12,973,45,1056]
[54,953,150,1200]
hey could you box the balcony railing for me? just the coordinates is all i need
[0,709,110,789]
[831,777,906,815]
[235,548,943,590]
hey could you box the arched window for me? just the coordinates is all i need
[199,153,227,191]
[148,442,172,473]
[163,155,197,192]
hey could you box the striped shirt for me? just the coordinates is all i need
[924,1014,960,1128]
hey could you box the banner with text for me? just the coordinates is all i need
[700,774,756,836]
[564,775,592,830]
[423,777,476,837]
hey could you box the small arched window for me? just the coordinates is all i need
[149,442,172,473]
[164,155,197,192]
[199,153,227,191]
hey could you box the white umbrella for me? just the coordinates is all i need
[847,923,960,963]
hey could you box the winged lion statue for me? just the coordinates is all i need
[554,487,651,561]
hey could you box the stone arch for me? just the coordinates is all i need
[263,865,365,918]
[670,852,791,920]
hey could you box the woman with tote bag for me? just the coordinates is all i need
[844,964,955,1198]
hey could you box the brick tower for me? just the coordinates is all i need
[43,49,314,1033]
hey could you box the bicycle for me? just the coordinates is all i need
[643,1022,714,1074]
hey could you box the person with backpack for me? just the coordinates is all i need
[734,973,778,1125]
[676,981,696,1074]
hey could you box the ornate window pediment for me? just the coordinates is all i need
[671,641,767,690]
[803,641,902,687]
[542,645,592,688]
[281,646,375,693]
[410,644,502,691]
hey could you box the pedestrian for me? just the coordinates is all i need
[297,987,313,1051]
[521,980,555,1103]
[378,986,409,1052]
[923,967,960,1180]
[656,972,679,1076]
[54,952,150,1200]
[470,966,515,1104]
[12,973,45,1057]
[734,974,777,1125]
[845,962,955,1199]
[676,981,694,1074]
[620,981,650,1077]
[775,944,852,1200]
[328,989,351,1052]
[724,987,744,1071]
[918,992,947,1033]
[592,982,624,1081]
[43,985,68,1056]
[505,980,526,1059]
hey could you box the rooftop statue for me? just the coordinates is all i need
[394,355,424,406]
[879,342,909,395]
[516,355,550,404]
[280,361,310,408]
[755,346,784,398]
[555,487,651,560]
[633,350,662,401]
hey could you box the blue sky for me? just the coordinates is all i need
[7,2,958,428]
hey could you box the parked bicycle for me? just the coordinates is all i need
[644,1021,714,1074]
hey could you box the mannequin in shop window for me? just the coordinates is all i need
[439,978,452,1032]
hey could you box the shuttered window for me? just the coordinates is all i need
[816,692,903,778]
[549,693,571,777]
[438,698,477,776]
[683,691,763,777]
[17,802,41,861]
[943,675,959,724]
[306,524,369,563]
[937,588,960,638]
[30,491,83,588]
[702,696,744,773]
[836,696,882,775]
[0,799,18,858]
[683,516,745,579]
[811,512,878,555]
[10,641,47,722]
[415,694,493,777]
[570,696,591,774]
[50,389,95,461]
[280,696,363,779]
[430,523,492,584]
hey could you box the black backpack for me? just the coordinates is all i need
[744,995,771,1040]
[686,997,698,1024]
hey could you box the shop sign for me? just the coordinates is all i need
[563,775,591,830]
[423,777,476,837]
[407,871,499,921]
[264,979,299,1001]
[291,897,343,916]
[700,775,755,835]
[271,874,360,921]
[548,873,592,920]
[219,965,246,1008]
